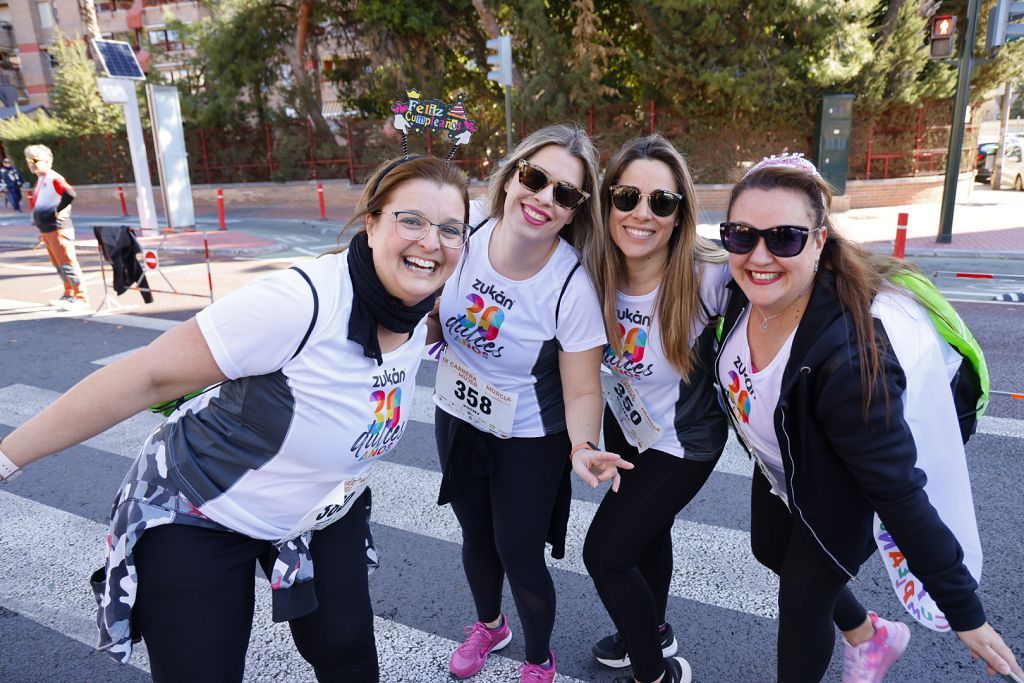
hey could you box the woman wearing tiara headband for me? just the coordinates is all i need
[433,124,631,682]
[581,134,731,683]
[0,156,471,682]
[715,154,1022,682]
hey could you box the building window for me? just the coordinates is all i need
[36,1,54,29]
[147,29,182,52]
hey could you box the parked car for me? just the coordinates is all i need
[975,142,999,183]
[997,140,1024,191]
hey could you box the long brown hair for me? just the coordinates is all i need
[484,124,603,268]
[596,135,726,378]
[324,155,470,254]
[727,165,913,413]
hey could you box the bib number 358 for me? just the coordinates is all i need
[453,380,493,414]
[435,351,517,438]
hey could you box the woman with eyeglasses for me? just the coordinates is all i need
[434,124,631,682]
[580,135,731,683]
[0,156,471,682]
[715,155,1022,682]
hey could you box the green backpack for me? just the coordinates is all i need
[714,271,989,443]
[889,271,989,443]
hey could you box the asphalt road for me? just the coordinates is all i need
[0,242,1022,682]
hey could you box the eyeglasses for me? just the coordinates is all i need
[26,158,40,164]
[390,211,470,248]
[609,185,683,217]
[719,221,820,258]
[516,159,589,210]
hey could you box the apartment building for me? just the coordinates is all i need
[0,0,209,114]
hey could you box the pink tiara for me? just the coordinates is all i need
[743,153,821,180]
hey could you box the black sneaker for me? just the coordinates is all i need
[592,623,678,668]
[663,656,692,683]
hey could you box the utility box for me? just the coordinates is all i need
[814,94,854,196]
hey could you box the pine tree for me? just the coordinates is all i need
[48,28,123,135]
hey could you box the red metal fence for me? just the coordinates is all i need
[36,100,977,188]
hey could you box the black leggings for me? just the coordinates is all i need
[583,410,720,683]
[133,496,379,683]
[750,467,868,682]
[436,409,570,665]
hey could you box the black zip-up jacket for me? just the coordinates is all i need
[714,271,985,631]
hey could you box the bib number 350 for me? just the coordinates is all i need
[601,374,662,452]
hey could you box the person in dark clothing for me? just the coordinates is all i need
[715,154,1022,682]
[2,157,24,211]
[582,135,731,683]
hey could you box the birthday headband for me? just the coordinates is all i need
[390,89,478,162]
[743,153,822,180]
[743,153,829,210]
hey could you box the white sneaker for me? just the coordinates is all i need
[60,297,91,312]
[49,295,76,308]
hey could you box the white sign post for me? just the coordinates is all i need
[146,84,195,231]
[96,76,159,234]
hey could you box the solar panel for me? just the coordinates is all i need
[92,39,145,81]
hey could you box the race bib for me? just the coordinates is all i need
[434,350,517,439]
[282,471,371,541]
[601,374,662,452]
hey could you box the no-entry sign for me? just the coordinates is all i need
[143,250,159,270]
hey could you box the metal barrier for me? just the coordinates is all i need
[93,224,214,314]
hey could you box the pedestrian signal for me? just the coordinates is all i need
[486,35,512,87]
[930,15,957,59]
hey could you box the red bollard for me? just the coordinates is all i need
[893,212,909,259]
[117,185,128,216]
[217,188,226,230]
[317,182,327,220]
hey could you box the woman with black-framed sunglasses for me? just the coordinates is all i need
[715,155,1021,682]
[432,124,631,682]
[583,134,731,683]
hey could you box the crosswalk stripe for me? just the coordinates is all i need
[0,490,586,683]
[0,383,779,619]
[91,349,138,366]
[0,298,180,331]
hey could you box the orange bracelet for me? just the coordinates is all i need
[569,441,599,461]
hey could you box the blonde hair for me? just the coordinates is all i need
[484,124,602,267]
[23,144,53,162]
[596,135,726,377]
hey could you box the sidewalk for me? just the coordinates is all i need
[700,183,1024,259]
[2,184,1021,259]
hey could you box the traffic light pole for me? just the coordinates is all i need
[937,0,981,243]
[504,85,513,153]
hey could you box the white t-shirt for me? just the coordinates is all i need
[718,307,796,503]
[435,206,606,437]
[602,262,731,457]
[161,252,427,540]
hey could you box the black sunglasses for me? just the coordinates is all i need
[516,159,589,210]
[609,185,683,217]
[719,222,820,258]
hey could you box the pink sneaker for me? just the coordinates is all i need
[519,651,556,683]
[842,612,911,683]
[449,615,512,679]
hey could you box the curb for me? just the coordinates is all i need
[863,243,1024,261]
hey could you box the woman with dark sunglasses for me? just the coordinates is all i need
[582,135,731,683]
[715,155,1021,682]
[433,124,632,682]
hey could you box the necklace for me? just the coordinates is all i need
[755,285,812,333]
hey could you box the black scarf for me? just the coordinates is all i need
[347,231,435,365]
